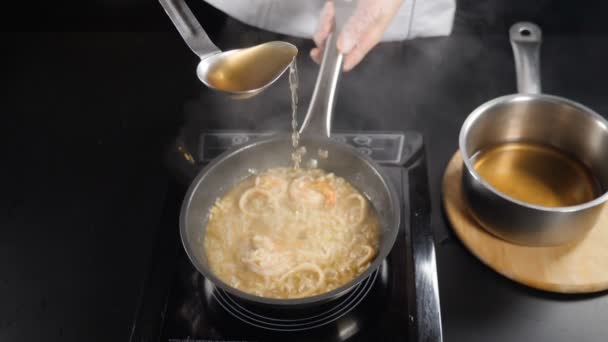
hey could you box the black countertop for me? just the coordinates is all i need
[2,1,608,341]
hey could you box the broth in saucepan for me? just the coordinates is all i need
[473,142,600,207]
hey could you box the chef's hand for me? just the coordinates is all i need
[310,0,405,71]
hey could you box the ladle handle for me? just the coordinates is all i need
[159,0,221,59]
[510,22,542,94]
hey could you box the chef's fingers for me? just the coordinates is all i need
[310,48,322,64]
[337,0,404,71]
[341,27,384,71]
[337,2,380,71]
[313,1,335,47]
[311,1,335,64]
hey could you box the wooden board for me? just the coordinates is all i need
[442,151,608,293]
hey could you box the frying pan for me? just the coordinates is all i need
[179,23,401,306]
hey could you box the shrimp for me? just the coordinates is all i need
[255,173,288,197]
[312,180,337,207]
[289,176,337,207]
[241,235,294,277]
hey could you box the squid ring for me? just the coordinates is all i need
[238,187,277,216]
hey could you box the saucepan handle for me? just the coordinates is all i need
[510,22,543,94]
[159,0,221,59]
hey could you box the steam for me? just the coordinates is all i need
[179,7,487,155]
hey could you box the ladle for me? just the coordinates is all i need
[159,0,298,98]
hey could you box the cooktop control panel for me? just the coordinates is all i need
[198,131,421,165]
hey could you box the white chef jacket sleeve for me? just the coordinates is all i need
[204,0,455,41]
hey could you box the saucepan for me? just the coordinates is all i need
[179,16,401,306]
[459,22,608,246]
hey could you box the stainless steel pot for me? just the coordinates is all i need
[459,22,608,246]
[179,19,401,306]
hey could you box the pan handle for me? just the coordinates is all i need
[510,22,542,94]
[299,34,343,138]
[158,0,221,60]
[299,1,352,138]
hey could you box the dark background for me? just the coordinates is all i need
[1,1,608,341]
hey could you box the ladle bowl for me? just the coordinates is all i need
[160,0,297,98]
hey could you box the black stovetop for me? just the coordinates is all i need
[130,130,441,342]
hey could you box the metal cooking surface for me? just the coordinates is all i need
[199,131,410,164]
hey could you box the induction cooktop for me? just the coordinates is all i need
[129,130,442,342]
